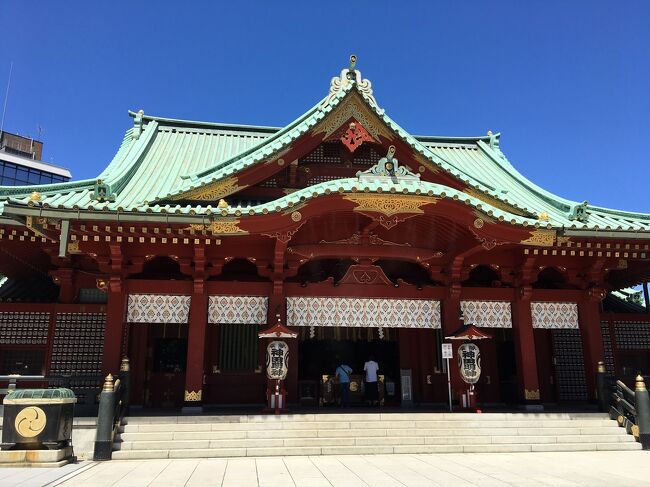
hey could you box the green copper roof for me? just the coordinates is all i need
[1,64,650,235]
[4,388,76,404]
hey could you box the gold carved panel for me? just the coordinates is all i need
[313,93,392,141]
[465,188,532,218]
[171,177,244,202]
[188,219,248,235]
[343,193,436,217]
[520,229,556,247]
[524,389,540,400]
[184,390,202,402]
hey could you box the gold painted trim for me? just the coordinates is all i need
[184,390,202,402]
[171,177,244,202]
[188,219,248,235]
[343,194,436,217]
[520,229,556,247]
[465,188,531,217]
[524,389,540,401]
[313,92,392,141]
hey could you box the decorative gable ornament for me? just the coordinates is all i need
[329,121,375,153]
[356,146,421,183]
[569,201,589,222]
[322,55,382,113]
[91,179,115,202]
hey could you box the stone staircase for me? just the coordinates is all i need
[112,412,640,459]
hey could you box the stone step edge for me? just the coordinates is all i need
[114,436,634,450]
[121,419,616,429]
[123,413,610,425]
[111,442,640,459]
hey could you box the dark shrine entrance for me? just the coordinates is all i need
[129,323,188,408]
[297,327,401,407]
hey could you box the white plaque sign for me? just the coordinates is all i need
[441,343,453,359]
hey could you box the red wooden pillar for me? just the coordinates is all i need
[101,277,126,376]
[512,287,542,410]
[52,268,75,304]
[441,286,464,400]
[578,289,606,400]
[183,280,208,412]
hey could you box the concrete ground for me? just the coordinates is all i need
[2,450,646,487]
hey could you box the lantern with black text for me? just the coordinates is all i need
[258,315,297,414]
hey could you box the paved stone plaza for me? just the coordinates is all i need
[1,451,649,487]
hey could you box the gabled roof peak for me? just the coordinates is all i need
[321,55,382,113]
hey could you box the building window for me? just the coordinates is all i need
[218,324,259,371]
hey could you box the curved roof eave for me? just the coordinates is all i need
[0,127,139,201]
[477,141,650,225]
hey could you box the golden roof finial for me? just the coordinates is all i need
[103,373,114,392]
[29,191,41,202]
[217,199,229,209]
[538,212,550,222]
[636,374,646,392]
[487,130,493,136]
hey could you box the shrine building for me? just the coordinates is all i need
[1,57,649,411]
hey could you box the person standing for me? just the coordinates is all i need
[364,355,380,406]
[335,358,353,408]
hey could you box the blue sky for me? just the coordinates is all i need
[1,1,648,211]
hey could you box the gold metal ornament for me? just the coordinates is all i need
[473,218,484,229]
[520,229,556,247]
[314,92,390,141]
[184,390,202,402]
[29,191,42,202]
[524,389,540,400]
[631,424,640,439]
[188,220,247,235]
[636,374,646,392]
[344,194,435,217]
[464,188,531,217]
[15,406,47,438]
[171,177,243,202]
[103,374,114,392]
[291,211,302,222]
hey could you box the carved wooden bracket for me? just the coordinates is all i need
[337,264,394,286]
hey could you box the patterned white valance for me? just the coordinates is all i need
[127,294,191,323]
[531,302,579,329]
[461,300,512,328]
[286,297,441,329]
[208,296,268,324]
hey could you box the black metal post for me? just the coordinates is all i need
[93,374,116,461]
[596,361,607,412]
[120,357,131,415]
[635,375,650,450]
